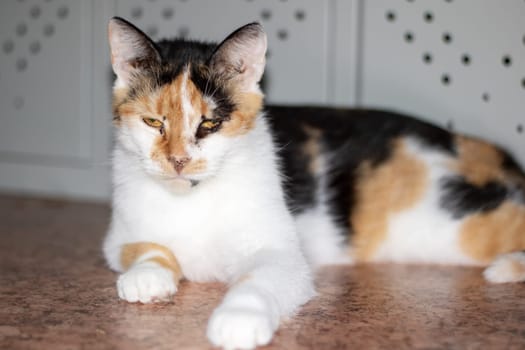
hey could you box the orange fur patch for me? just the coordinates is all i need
[453,136,505,186]
[351,139,428,261]
[115,94,159,121]
[181,158,207,175]
[112,67,262,175]
[301,125,322,174]
[121,242,183,283]
[460,202,525,263]
[143,70,209,174]
[220,92,263,137]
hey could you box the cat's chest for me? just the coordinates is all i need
[124,182,262,280]
[134,186,226,239]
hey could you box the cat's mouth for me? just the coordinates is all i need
[150,169,204,192]
[162,176,200,191]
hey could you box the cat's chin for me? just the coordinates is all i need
[162,177,200,194]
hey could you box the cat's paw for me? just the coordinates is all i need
[207,306,276,350]
[117,264,177,303]
[483,252,525,283]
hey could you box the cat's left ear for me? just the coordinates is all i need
[108,17,161,88]
[209,23,267,93]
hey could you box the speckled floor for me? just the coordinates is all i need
[1,195,524,350]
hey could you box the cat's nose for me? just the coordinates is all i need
[168,156,191,174]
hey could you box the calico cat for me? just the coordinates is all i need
[104,17,525,349]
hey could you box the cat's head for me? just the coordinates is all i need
[108,17,267,191]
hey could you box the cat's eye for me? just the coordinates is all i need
[200,120,219,129]
[143,118,163,129]
[196,118,222,138]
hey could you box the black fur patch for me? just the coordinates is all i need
[120,38,235,121]
[157,39,235,119]
[439,176,508,218]
[266,106,455,232]
[267,115,318,214]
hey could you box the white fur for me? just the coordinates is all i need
[180,68,194,141]
[117,261,177,303]
[295,152,352,267]
[108,18,160,88]
[104,114,315,349]
[371,138,480,265]
[483,252,525,283]
[106,20,314,349]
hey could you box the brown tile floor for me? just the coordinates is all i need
[1,195,525,350]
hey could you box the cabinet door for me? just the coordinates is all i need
[0,0,113,200]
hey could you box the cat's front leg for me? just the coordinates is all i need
[207,249,315,349]
[116,242,183,303]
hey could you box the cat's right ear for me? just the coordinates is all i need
[108,17,161,87]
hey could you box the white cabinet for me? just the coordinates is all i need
[0,0,114,200]
[0,0,524,200]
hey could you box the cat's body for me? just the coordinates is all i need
[267,106,525,270]
[104,18,525,349]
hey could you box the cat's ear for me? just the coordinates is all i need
[209,23,267,93]
[108,17,161,87]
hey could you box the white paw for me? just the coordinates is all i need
[207,306,276,350]
[117,264,177,303]
[483,252,525,283]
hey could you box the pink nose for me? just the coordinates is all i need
[168,156,191,174]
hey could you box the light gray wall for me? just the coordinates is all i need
[0,0,523,200]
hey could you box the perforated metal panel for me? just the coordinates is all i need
[0,0,91,162]
[0,0,113,199]
[360,0,525,164]
[115,0,341,104]
[1,0,525,200]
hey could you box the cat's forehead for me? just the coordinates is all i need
[115,64,234,120]
[155,68,207,119]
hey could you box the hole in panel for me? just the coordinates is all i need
[16,58,27,72]
[277,29,288,40]
[162,8,174,19]
[386,11,396,22]
[30,5,41,19]
[517,124,523,134]
[29,41,41,55]
[441,74,451,85]
[43,23,55,37]
[16,23,28,37]
[295,10,306,21]
[482,92,490,102]
[178,27,189,38]
[57,6,69,19]
[404,31,414,42]
[423,11,433,22]
[422,52,432,64]
[131,7,143,19]
[3,40,14,54]
[442,32,452,43]
[261,9,271,20]
[461,54,471,65]
[502,55,512,67]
